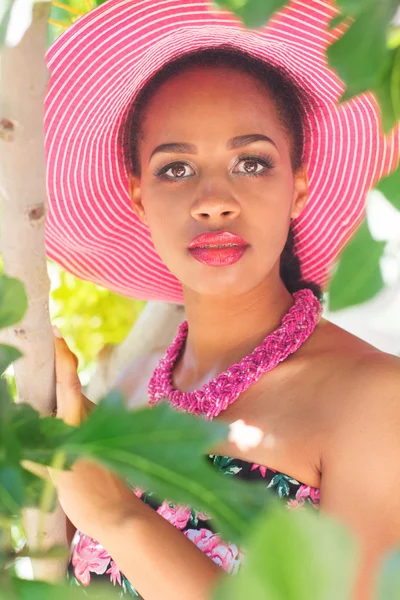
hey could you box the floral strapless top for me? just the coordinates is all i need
[67,454,320,597]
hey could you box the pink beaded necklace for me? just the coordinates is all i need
[148,288,323,420]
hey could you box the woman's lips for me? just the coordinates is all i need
[188,245,248,266]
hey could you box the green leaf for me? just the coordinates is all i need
[213,501,358,600]
[0,0,14,47]
[0,376,14,417]
[373,47,400,133]
[388,26,400,49]
[0,275,28,329]
[376,166,400,210]
[0,575,116,600]
[0,397,72,518]
[63,393,269,542]
[328,14,347,30]
[0,465,24,517]
[22,467,47,510]
[0,345,22,375]
[377,549,400,600]
[328,219,386,311]
[11,404,74,466]
[212,0,286,28]
[334,0,377,13]
[327,2,398,100]
[1,387,265,541]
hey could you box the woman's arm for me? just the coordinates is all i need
[52,454,226,599]
[97,491,224,600]
[319,357,400,600]
[52,333,226,597]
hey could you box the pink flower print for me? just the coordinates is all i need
[157,501,192,530]
[251,463,277,477]
[250,463,267,477]
[184,528,243,574]
[296,484,320,506]
[286,498,305,511]
[196,509,212,521]
[71,534,110,586]
[106,560,122,586]
[132,486,145,499]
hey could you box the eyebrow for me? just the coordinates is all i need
[149,133,278,162]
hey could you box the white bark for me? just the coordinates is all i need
[0,2,69,580]
[85,301,185,401]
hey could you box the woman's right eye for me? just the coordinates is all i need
[154,162,194,181]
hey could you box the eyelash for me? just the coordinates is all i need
[153,153,276,182]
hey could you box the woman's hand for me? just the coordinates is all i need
[52,326,94,427]
[49,326,138,544]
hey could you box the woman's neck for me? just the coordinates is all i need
[177,276,295,388]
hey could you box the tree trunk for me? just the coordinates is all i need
[0,2,69,580]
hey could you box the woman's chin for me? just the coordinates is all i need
[182,275,256,299]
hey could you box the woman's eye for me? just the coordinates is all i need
[234,156,275,176]
[155,162,194,180]
[154,154,275,182]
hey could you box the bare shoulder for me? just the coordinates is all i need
[313,317,400,385]
[311,318,400,458]
[109,346,166,409]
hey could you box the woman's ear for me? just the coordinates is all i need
[128,172,148,225]
[291,164,309,220]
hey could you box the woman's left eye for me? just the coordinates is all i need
[234,155,275,176]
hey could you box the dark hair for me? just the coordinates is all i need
[119,45,323,302]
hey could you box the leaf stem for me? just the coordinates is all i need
[37,450,66,551]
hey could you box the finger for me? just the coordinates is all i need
[52,326,82,427]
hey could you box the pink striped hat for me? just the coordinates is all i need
[44,0,400,303]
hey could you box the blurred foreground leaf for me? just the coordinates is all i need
[213,501,358,600]
[0,345,22,376]
[212,0,286,28]
[326,0,399,131]
[328,219,385,311]
[1,390,269,541]
[377,549,400,599]
[327,0,397,96]
[0,276,28,329]
[0,0,15,47]
[376,166,400,210]
[0,574,119,600]
[0,392,73,518]
[62,393,269,542]
[373,46,400,132]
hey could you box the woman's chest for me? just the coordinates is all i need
[129,348,342,491]
[210,373,323,489]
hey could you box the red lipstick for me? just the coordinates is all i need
[188,231,249,267]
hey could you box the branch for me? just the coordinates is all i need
[85,301,185,401]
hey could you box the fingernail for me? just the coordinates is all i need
[52,325,63,339]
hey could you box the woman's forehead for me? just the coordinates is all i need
[140,66,282,143]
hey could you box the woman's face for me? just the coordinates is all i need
[128,65,308,298]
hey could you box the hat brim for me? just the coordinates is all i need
[44,0,400,302]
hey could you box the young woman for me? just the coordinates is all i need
[44,1,400,599]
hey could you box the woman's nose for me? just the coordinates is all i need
[190,184,241,221]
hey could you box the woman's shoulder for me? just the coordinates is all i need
[311,317,400,380]
[309,318,400,450]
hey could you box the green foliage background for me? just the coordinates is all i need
[48,260,146,380]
